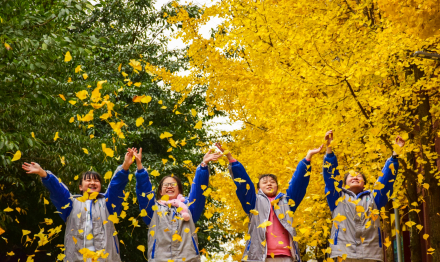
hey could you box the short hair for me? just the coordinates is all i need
[79,171,102,192]
[343,172,368,186]
[257,174,278,189]
[156,175,184,198]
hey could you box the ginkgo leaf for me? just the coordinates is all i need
[64,51,72,62]
[11,150,21,161]
[333,213,346,222]
[194,121,203,129]
[136,117,144,127]
[250,209,259,215]
[160,132,173,139]
[54,132,60,141]
[151,170,160,177]
[257,221,272,228]
[172,234,182,242]
[137,245,146,254]
[83,73,88,80]
[59,94,66,101]
[82,148,89,154]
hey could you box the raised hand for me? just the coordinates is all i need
[22,162,47,178]
[202,149,222,165]
[215,142,234,160]
[395,136,405,147]
[306,144,324,161]
[325,130,334,154]
[133,147,143,170]
[122,147,135,171]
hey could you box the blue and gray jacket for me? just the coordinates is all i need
[136,165,210,262]
[41,166,129,262]
[229,159,311,262]
[323,152,399,261]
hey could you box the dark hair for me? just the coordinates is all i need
[257,174,278,189]
[343,172,368,186]
[156,175,184,198]
[79,171,102,192]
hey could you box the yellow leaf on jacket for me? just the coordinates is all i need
[257,221,272,228]
[333,213,346,222]
[61,203,70,209]
[172,234,182,242]
[250,209,259,215]
[72,236,78,244]
[86,234,93,240]
[64,51,72,62]
[11,150,21,161]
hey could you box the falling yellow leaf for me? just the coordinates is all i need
[194,121,203,129]
[82,148,89,154]
[150,170,160,177]
[257,221,272,228]
[423,234,429,240]
[137,245,145,252]
[160,132,173,139]
[72,236,78,244]
[11,150,21,161]
[4,43,12,51]
[59,94,66,101]
[172,234,182,242]
[64,51,72,62]
[83,73,88,80]
[4,207,13,212]
[333,213,347,222]
[136,117,144,127]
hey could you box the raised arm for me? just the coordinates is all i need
[374,136,404,209]
[187,149,221,223]
[132,148,156,226]
[215,143,256,215]
[322,130,342,212]
[22,162,72,222]
[286,144,323,212]
[105,148,134,215]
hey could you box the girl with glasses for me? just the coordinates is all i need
[134,147,221,262]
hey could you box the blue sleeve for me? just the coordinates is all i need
[286,158,311,213]
[135,168,155,226]
[105,165,129,216]
[323,153,342,212]
[187,165,210,223]
[228,161,256,215]
[41,171,73,222]
[374,156,399,210]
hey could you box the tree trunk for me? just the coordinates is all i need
[404,149,423,262]
[414,65,440,261]
[383,201,395,262]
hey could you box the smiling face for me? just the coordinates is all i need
[160,177,180,200]
[258,176,278,197]
[78,172,102,194]
[345,173,365,194]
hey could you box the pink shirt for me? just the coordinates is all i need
[266,196,291,257]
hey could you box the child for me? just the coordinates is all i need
[134,147,221,262]
[216,142,323,262]
[322,130,405,262]
[22,148,136,262]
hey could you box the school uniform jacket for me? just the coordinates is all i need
[41,166,129,262]
[135,165,210,262]
[228,159,312,262]
[323,152,399,261]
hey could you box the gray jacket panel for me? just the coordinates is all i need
[243,190,300,262]
[330,188,382,261]
[148,202,200,262]
[64,196,121,262]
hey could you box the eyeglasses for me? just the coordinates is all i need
[162,182,178,188]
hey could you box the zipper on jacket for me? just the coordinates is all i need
[152,239,157,258]
[260,192,282,257]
